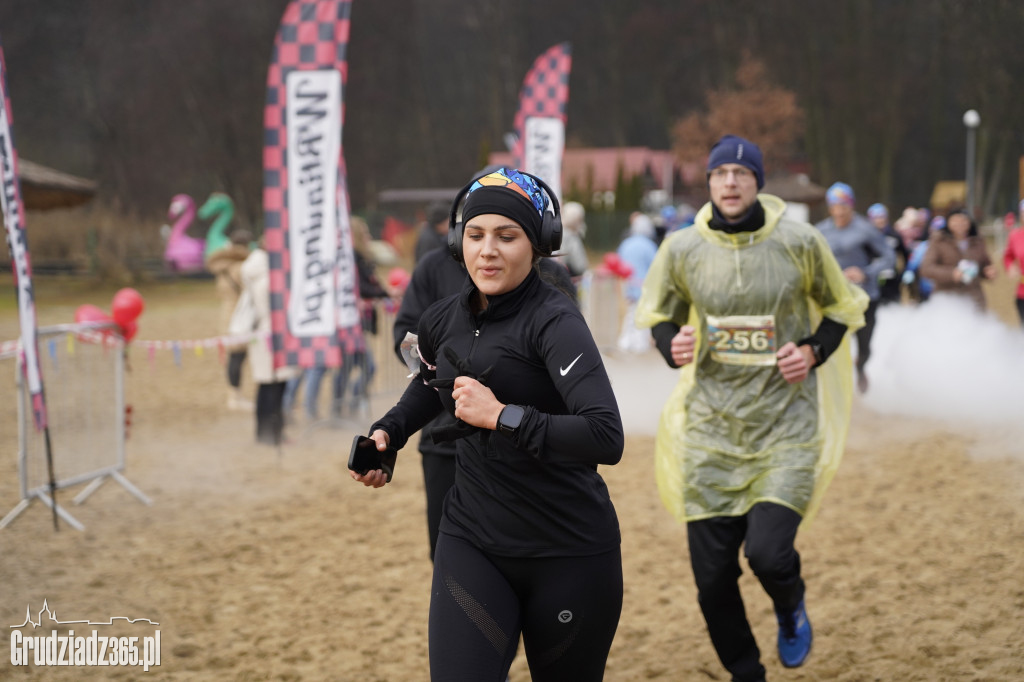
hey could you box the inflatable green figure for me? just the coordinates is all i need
[199,192,235,260]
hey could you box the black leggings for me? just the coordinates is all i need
[429,532,622,682]
[687,503,804,682]
[855,299,878,372]
[421,452,456,561]
[226,350,247,388]
[255,381,287,445]
[1016,298,1024,327]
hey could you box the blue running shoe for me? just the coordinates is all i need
[776,599,812,668]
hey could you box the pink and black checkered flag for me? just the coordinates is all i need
[263,0,361,370]
[512,42,571,199]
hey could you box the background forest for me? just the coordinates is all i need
[2,0,1024,263]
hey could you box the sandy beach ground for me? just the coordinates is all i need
[0,277,1022,681]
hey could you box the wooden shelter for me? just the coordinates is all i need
[18,158,97,210]
[488,147,697,194]
[929,181,966,212]
[762,173,827,204]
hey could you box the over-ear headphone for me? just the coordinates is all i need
[447,170,562,263]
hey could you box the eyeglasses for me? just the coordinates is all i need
[709,167,754,182]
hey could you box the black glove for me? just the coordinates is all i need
[425,346,494,443]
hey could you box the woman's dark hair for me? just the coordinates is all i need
[944,209,978,237]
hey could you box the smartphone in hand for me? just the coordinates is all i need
[348,434,397,483]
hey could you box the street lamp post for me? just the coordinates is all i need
[963,109,980,217]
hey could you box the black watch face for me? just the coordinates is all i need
[501,405,525,431]
[812,343,824,363]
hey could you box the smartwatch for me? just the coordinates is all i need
[807,340,824,367]
[497,404,525,436]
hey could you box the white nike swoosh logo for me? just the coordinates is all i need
[560,353,584,376]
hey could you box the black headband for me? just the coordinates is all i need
[461,186,543,246]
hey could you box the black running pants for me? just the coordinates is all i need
[420,452,456,561]
[687,503,804,682]
[429,532,622,681]
[255,381,286,445]
[226,350,247,388]
[855,299,879,372]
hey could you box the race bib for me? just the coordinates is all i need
[705,314,777,366]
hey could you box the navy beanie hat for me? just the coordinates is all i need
[707,135,765,189]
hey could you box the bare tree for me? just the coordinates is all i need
[2,0,1024,250]
[671,53,805,175]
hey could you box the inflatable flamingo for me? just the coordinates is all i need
[163,194,206,273]
[199,192,236,260]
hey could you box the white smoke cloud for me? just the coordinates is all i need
[862,294,1024,438]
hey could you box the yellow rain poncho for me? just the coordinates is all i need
[635,194,868,527]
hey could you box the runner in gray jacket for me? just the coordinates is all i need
[815,182,895,392]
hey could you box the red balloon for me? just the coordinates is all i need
[74,304,114,341]
[74,304,112,325]
[601,253,632,279]
[118,320,138,342]
[111,288,145,326]
[387,267,411,292]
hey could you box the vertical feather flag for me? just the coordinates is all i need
[264,0,360,370]
[1,33,60,529]
[0,34,47,431]
[512,42,572,200]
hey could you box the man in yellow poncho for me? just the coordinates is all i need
[635,135,868,682]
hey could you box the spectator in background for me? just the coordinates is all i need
[915,208,932,244]
[285,218,394,422]
[894,207,924,253]
[616,212,659,353]
[414,200,452,264]
[895,207,926,302]
[661,204,697,235]
[236,236,301,446]
[207,228,254,410]
[867,203,908,305]
[903,215,946,303]
[330,216,393,418]
[1002,199,1024,326]
[920,208,996,312]
[553,200,589,277]
[815,183,895,393]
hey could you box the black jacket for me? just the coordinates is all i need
[355,251,388,335]
[375,269,622,558]
[391,247,577,458]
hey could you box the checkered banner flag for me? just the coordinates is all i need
[263,0,362,370]
[0,33,47,430]
[512,42,572,200]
